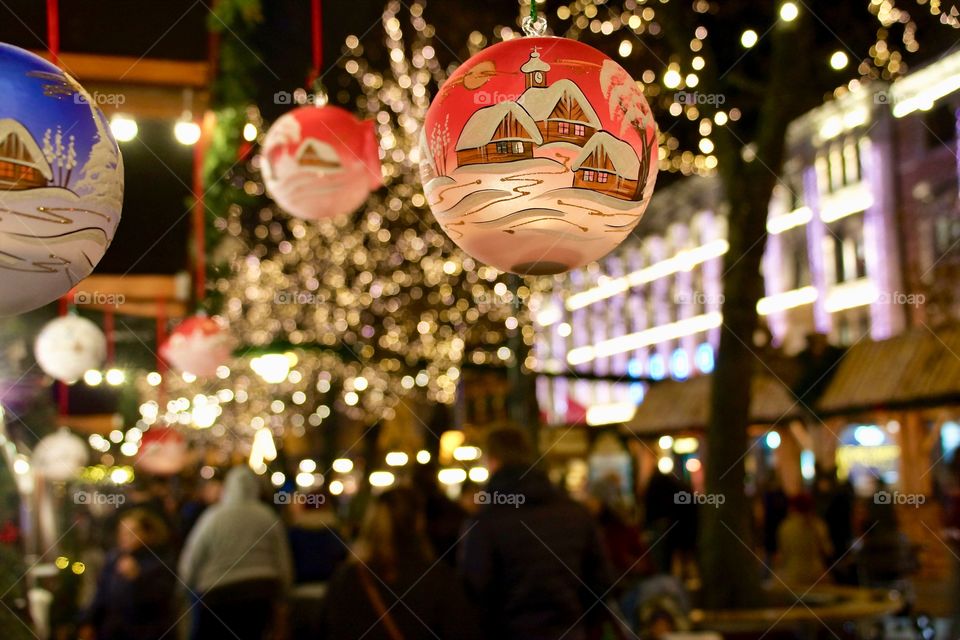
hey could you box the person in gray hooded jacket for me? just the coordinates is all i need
[178,466,293,640]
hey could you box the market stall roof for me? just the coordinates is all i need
[817,324,960,415]
[625,373,801,435]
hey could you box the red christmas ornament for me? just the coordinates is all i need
[160,315,233,378]
[137,427,187,475]
[419,37,658,275]
[262,105,382,220]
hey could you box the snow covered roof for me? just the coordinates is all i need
[455,102,543,150]
[572,131,640,180]
[295,138,340,166]
[520,51,551,73]
[517,79,602,128]
[0,119,52,179]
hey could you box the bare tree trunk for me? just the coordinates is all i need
[700,164,774,608]
[675,9,816,609]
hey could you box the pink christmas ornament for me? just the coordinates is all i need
[137,427,187,475]
[160,315,234,378]
[419,37,658,275]
[262,105,382,220]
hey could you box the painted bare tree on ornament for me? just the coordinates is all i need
[600,59,657,201]
[428,114,450,176]
[41,127,77,188]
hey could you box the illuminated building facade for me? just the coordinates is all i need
[534,48,960,435]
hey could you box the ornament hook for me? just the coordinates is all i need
[522,14,547,37]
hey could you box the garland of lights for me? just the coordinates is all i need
[132,1,553,459]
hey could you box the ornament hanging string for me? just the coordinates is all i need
[156,298,167,408]
[57,296,68,417]
[46,0,60,66]
[104,308,115,365]
[193,131,206,304]
[306,0,323,88]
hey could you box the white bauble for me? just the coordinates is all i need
[34,315,106,383]
[32,427,87,481]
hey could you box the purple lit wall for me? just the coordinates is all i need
[804,165,832,334]
[861,131,905,339]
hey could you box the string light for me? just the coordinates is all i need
[780,2,799,22]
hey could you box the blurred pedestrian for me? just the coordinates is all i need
[286,489,346,638]
[643,470,693,575]
[460,426,614,640]
[79,509,176,640]
[287,490,345,584]
[178,466,293,640]
[761,475,788,564]
[180,475,222,539]
[856,484,917,586]
[412,461,467,565]
[775,494,833,587]
[319,487,478,640]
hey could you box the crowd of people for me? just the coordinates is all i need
[71,427,925,640]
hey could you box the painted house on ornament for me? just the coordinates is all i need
[0,119,52,190]
[296,139,340,170]
[455,101,543,166]
[572,131,641,200]
[516,51,601,146]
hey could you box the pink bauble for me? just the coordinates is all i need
[160,315,233,378]
[137,427,187,475]
[262,105,382,220]
[420,37,658,275]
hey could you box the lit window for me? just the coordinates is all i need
[583,169,596,182]
[514,141,524,154]
[574,124,586,136]
[558,122,570,134]
[597,172,609,184]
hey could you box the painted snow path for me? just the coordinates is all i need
[0,187,117,309]
[423,151,647,274]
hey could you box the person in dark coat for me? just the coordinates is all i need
[459,426,615,640]
[319,487,479,640]
[412,461,468,565]
[79,509,176,640]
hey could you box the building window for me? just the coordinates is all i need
[843,139,860,184]
[597,172,609,184]
[583,170,596,182]
[495,141,509,154]
[818,140,862,195]
[514,141,524,154]
[827,216,867,284]
[558,122,570,134]
[574,124,586,136]
[934,213,960,258]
